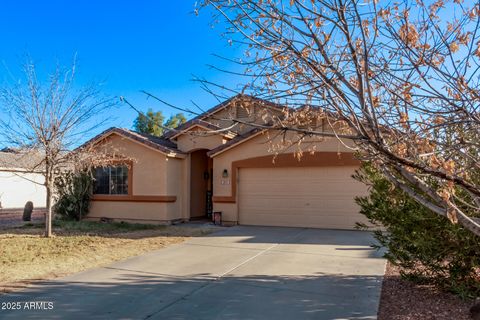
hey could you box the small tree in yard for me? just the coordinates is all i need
[199,0,480,236]
[53,171,93,221]
[0,57,115,237]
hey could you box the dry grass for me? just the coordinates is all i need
[0,220,215,293]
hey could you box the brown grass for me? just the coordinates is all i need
[0,221,215,293]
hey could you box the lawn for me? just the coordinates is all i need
[0,220,215,293]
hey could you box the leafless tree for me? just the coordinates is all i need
[0,57,116,237]
[194,0,480,236]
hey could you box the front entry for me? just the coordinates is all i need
[190,150,213,219]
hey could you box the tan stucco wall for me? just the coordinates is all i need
[176,128,227,152]
[211,131,358,223]
[165,157,184,220]
[88,133,185,222]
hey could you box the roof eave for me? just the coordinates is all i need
[78,129,186,159]
[207,130,265,158]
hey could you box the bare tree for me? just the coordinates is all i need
[0,57,116,237]
[196,0,480,236]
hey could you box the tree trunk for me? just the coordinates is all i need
[45,183,52,237]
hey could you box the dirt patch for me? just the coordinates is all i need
[0,221,216,294]
[378,262,472,320]
[0,211,45,229]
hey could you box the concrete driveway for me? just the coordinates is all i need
[0,226,386,320]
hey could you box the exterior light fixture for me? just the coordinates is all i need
[222,169,229,178]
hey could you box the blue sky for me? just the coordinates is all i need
[0,0,242,136]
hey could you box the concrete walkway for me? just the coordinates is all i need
[0,226,386,320]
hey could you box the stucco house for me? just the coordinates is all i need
[81,95,368,229]
[0,149,46,211]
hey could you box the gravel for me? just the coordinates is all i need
[378,262,472,320]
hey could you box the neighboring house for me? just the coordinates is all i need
[81,95,368,229]
[0,149,46,211]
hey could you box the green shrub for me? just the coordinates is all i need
[53,171,93,221]
[354,163,480,299]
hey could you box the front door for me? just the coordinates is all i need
[190,150,210,218]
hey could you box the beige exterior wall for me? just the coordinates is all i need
[0,171,46,209]
[88,133,185,223]
[176,128,228,153]
[165,157,184,220]
[212,131,359,224]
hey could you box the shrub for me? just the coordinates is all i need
[53,171,93,221]
[354,163,480,299]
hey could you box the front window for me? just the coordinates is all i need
[94,166,129,195]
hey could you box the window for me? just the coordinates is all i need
[94,166,129,195]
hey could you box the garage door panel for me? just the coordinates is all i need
[238,166,368,230]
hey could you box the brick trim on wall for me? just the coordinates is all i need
[91,195,177,202]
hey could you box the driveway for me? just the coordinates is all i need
[0,226,386,319]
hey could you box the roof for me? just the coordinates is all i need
[78,95,332,159]
[77,127,186,158]
[165,119,235,140]
[207,128,265,157]
[0,150,46,172]
[163,94,285,139]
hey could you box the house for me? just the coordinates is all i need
[81,95,368,229]
[0,149,46,211]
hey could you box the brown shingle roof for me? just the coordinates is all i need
[0,150,46,171]
[207,128,264,157]
[163,94,285,139]
[164,119,226,139]
[77,127,185,157]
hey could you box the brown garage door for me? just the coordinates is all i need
[238,166,368,229]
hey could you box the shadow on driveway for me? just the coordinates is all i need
[0,226,386,320]
[1,272,382,320]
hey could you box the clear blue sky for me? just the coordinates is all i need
[0,0,242,137]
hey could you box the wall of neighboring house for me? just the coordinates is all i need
[211,130,361,224]
[87,134,185,223]
[0,170,46,210]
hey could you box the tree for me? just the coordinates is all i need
[164,113,187,129]
[53,171,93,221]
[354,163,480,298]
[133,108,165,136]
[0,57,115,237]
[133,110,187,136]
[199,0,480,236]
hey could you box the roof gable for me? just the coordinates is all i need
[166,119,235,140]
[207,128,265,157]
[77,127,186,158]
[163,94,285,140]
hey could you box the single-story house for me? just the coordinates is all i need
[81,95,368,229]
[0,149,46,211]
